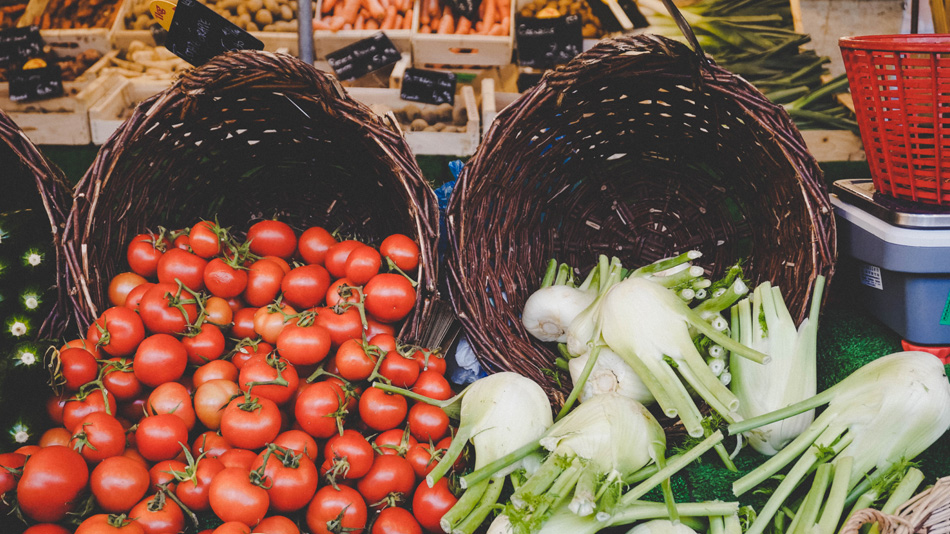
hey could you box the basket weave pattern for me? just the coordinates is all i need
[447,35,836,404]
[841,477,950,534]
[63,50,440,342]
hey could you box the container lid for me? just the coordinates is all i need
[832,195,950,248]
[831,179,950,229]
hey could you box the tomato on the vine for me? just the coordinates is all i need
[364,273,416,324]
[238,355,299,406]
[175,455,226,512]
[232,307,258,339]
[182,322,227,364]
[379,234,420,273]
[204,296,234,326]
[405,442,441,478]
[272,429,319,462]
[204,257,248,298]
[124,282,154,311]
[127,233,170,279]
[209,467,270,527]
[149,460,186,493]
[101,357,142,402]
[109,272,148,307]
[281,264,331,309]
[58,347,99,392]
[324,240,364,279]
[157,247,208,292]
[306,484,367,534]
[247,220,297,259]
[412,477,458,533]
[0,452,25,508]
[373,428,417,456]
[135,414,190,462]
[192,431,233,459]
[253,303,295,344]
[63,389,117,433]
[146,381,197,430]
[138,282,198,335]
[410,350,447,376]
[335,339,379,382]
[276,321,331,367]
[87,306,146,357]
[294,380,346,439]
[313,305,364,348]
[372,506,422,534]
[406,403,450,443]
[193,359,238,387]
[70,412,127,463]
[411,370,453,401]
[356,454,416,507]
[219,394,282,450]
[297,226,337,265]
[231,339,275,369]
[17,445,89,522]
[321,429,374,481]
[344,245,382,285]
[89,456,150,513]
[359,387,407,432]
[326,277,362,307]
[189,220,222,259]
[194,379,240,431]
[379,351,420,388]
[133,333,188,388]
[75,514,146,534]
[129,492,185,534]
[251,445,319,512]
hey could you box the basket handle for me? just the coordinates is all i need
[658,0,710,67]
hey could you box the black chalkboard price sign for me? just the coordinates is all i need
[515,15,582,69]
[0,26,43,70]
[444,0,480,21]
[326,32,402,82]
[165,0,264,67]
[400,68,456,106]
[8,64,63,102]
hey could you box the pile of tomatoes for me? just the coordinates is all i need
[0,219,464,534]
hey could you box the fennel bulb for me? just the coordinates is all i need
[523,260,599,343]
[730,277,825,456]
[600,276,768,438]
[626,519,698,534]
[729,351,950,534]
[568,347,654,405]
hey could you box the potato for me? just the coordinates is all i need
[218,0,241,10]
[247,0,264,11]
[255,8,274,25]
[263,0,280,14]
[280,4,294,20]
[133,14,151,29]
[236,3,249,16]
[435,102,454,122]
[402,104,422,122]
[246,21,260,30]
[443,125,458,133]
[432,122,446,131]
[452,104,467,126]
[423,126,438,132]
[420,107,441,125]
[410,118,429,131]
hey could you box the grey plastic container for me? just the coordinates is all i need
[833,187,950,345]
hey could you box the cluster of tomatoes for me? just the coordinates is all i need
[0,219,464,534]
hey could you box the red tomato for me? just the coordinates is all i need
[213,523,251,534]
[238,355,299,406]
[231,339,275,369]
[321,429,374,481]
[148,459,186,493]
[294,381,345,439]
[373,428,418,456]
[356,454,416,507]
[326,277,363,307]
[194,359,239,388]
[297,226,337,266]
[63,389,117,433]
[173,233,190,251]
[133,333,188,388]
[306,485,367,534]
[138,282,198,335]
[272,430,319,462]
[406,403,450,443]
[70,412,126,463]
[359,387,408,432]
[209,467,270,527]
[75,514,146,534]
[39,427,72,447]
[344,245,382,285]
[218,448,258,471]
[194,379,241,431]
[379,351,420,388]
[24,526,73,534]
[232,307,259,339]
[412,478,457,533]
[109,272,148,307]
[0,452,25,509]
[256,515,300,534]
[176,456,226,512]
[86,306,146,358]
[324,240,364,280]
[157,247,208,291]
[129,493,185,534]
[281,264,331,309]
[205,296,234,326]
[192,431,233,459]
[58,347,99,391]
[182,322,227,364]
[379,234,420,273]
[147,381,197,430]
[244,259,286,307]
[135,414,190,462]
[373,507,422,534]
[101,357,142,402]
[254,303,295,344]
[220,394,282,450]
[405,443,439,479]
[90,456,150,513]
[364,274,416,324]
[17,445,89,522]
[190,220,222,258]
[276,322,331,367]
[410,350,447,375]
[127,233,170,279]
[411,371,453,401]
[369,333,397,353]
[251,446,319,512]
[247,220,297,259]
[366,317,397,339]
[335,339,379,382]
[124,282,154,310]
[313,305,364,348]
[204,258,248,298]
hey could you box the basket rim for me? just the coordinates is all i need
[839,34,950,53]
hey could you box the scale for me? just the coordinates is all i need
[831,178,950,353]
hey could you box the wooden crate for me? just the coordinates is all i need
[347,84,479,156]
[87,76,171,145]
[43,28,114,56]
[313,0,416,59]
[411,0,515,67]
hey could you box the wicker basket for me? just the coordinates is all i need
[0,108,73,341]
[446,33,836,405]
[62,50,440,342]
[841,477,950,534]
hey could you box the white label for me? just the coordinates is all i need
[860,264,884,290]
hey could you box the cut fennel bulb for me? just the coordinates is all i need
[522,259,599,343]
[729,351,950,534]
[568,346,655,405]
[729,277,825,456]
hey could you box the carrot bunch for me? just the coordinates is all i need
[314,0,413,31]
[417,0,510,35]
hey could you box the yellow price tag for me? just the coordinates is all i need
[149,0,178,30]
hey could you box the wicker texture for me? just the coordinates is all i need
[63,50,440,342]
[841,477,950,534]
[446,34,836,405]
[0,109,73,340]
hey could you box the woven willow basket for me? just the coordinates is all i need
[62,50,440,342]
[841,477,950,534]
[0,109,72,340]
[446,34,836,405]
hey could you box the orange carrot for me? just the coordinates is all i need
[437,6,455,33]
[313,18,332,29]
[480,0,496,33]
[362,0,386,19]
[380,0,390,8]
[330,15,347,29]
[455,16,471,33]
[322,0,337,14]
[366,18,379,28]
[419,24,431,32]
[339,0,362,25]
[426,0,439,18]
[475,20,483,32]
[420,7,430,24]
[487,21,504,34]
[381,4,397,28]
[401,9,413,28]
[393,14,403,28]
[355,11,365,28]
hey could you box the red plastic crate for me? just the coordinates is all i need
[840,34,950,205]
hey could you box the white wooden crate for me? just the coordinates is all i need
[88,76,171,145]
[347,84,479,156]
[411,0,515,67]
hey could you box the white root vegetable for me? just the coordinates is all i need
[568,346,654,405]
